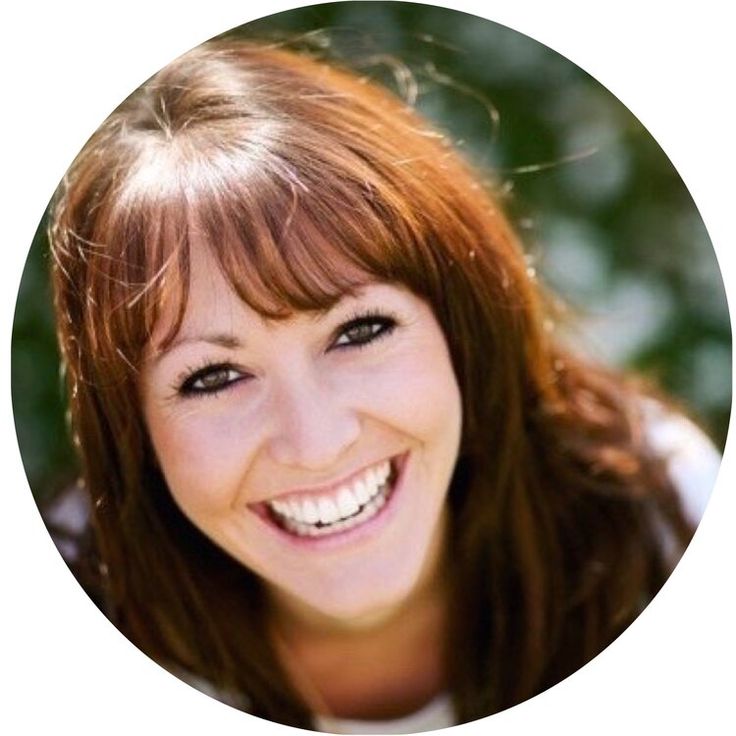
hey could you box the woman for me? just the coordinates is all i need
[47,38,717,731]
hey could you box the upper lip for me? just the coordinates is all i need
[252,455,399,506]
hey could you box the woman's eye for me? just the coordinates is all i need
[180,365,244,396]
[332,316,396,349]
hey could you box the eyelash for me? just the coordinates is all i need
[176,309,399,398]
[177,362,246,399]
[332,308,398,351]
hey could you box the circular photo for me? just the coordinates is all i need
[11,3,729,732]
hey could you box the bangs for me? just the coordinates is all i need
[71,39,474,373]
[140,144,438,351]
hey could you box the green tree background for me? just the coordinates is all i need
[12,2,731,503]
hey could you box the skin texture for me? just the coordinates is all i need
[141,244,463,635]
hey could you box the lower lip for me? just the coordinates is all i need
[253,454,408,552]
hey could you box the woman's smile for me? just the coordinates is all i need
[142,246,463,625]
[254,455,400,538]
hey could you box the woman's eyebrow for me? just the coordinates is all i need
[150,294,378,365]
[152,332,243,365]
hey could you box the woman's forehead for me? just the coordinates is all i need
[147,275,424,370]
[146,218,375,340]
[148,240,401,347]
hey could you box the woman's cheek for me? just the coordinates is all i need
[344,346,460,436]
[151,403,260,516]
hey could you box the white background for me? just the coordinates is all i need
[1,1,733,734]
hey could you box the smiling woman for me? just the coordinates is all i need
[42,37,719,731]
[143,257,461,627]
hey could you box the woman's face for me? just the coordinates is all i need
[142,246,462,627]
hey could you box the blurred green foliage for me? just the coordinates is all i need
[12,2,731,501]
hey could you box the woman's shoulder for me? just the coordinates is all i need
[639,398,721,527]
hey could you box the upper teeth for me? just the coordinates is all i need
[268,460,391,526]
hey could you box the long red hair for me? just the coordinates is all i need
[49,39,693,726]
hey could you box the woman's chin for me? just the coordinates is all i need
[268,510,449,633]
[272,580,421,633]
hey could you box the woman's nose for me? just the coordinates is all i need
[266,371,361,471]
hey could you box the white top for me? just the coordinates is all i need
[643,402,720,525]
[315,694,455,734]
[312,405,721,733]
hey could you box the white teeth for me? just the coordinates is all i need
[354,480,370,505]
[267,458,397,535]
[375,463,391,486]
[364,472,379,500]
[301,498,320,525]
[337,487,360,517]
[317,497,339,525]
[376,461,390,484]
[288,500,305,523]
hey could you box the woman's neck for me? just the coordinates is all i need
[272,576,448,720]
[268,525,450,719]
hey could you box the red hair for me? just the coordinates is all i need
[50,40,693,726]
